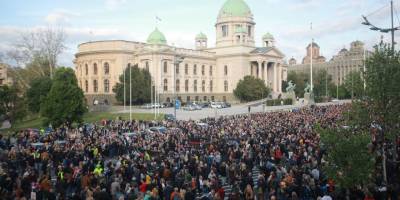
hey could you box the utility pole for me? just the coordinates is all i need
[362,0,399,51]
[173,55,185,120]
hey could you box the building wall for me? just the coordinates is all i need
[288,41,368,86]
[0,63,12,86]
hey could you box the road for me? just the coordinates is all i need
[114,100,350,121]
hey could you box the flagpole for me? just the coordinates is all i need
[129,64,132,121]
[124,64,126,111]
[310,23,314,92]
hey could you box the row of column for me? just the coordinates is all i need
[251,61,282,93]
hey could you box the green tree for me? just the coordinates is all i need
[320,127,374,188]
[313,69,335,99]
[26,76,52,113]
[113,65,151,105]
[287,71,308,98]
[0,85,27,122]
[343,70,364,99]
[41,67,87,127]
[233,76,271,102]
[363,44,400,131]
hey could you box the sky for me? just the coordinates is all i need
[0,0,399,67]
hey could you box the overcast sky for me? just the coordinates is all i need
[0,0,398,67]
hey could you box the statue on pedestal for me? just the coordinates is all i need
[304,82,311,93]
[286,80,296,93]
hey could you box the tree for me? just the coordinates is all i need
[287,71,308,98]
[26,76,52,113]
[343,71,364,99]
[113,65,151,105]
[6,27,66,92]
[320,127,374,188]
[363,44,400,132]
[313,69,335,99]
[233,76,271,102]
[41,67,87,127]
[0,85,27,122]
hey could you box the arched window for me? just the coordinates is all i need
[201,65,205,75]
[104,79,110,93]
[176,79,180,92]
[163,79,168,91]
[85,64,88,75]
[209,80,213,92]
[185,64,188,75]
[193,80,197,92]
[104,62,110,75]
[85,80,88,92]
[164,61,168,73]
[93,63,98,75]
[202,80,205,92]
[176,63,180,74]
[93,80,98,93]
[209,65,213,76]
[193,64,197,75]
[224,65,228,75]
[224,80,228,92]
[185,80,189,92]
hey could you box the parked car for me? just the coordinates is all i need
[183,105,197,111]
[148,126,167,134]
[222,102,231,108]
[141,104,152,109]
[163,102,174,108]
[164,114,176,121]
[151,103,164,108]
[210,102,222,109]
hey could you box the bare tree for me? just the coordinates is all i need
[6,27,66,91]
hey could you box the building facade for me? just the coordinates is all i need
[0,63,12,86]
[74,0,287,105]
[288,41,368,85]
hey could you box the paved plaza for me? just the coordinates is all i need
[114,100,350,120]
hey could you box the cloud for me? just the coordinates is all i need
[105,0,127,10]
[45,9,80,25]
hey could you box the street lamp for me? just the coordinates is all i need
[362,1,400,52]
[173,55,185,120]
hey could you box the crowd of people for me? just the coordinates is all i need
[0,104,398,200]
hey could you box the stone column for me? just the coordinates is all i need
[265,62,269,86]
[273,62,277,92]
[278,64,282,93]
[257,61,261,79]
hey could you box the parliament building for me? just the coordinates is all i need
[74,0,287,105]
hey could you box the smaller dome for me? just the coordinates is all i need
[196,32,207,40]
[263,32,274,40]
[147,28,167,45]
[235,26,247,34]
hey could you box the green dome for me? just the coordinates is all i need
[196,32,207,40]
[235,26,247,34]
[263,32,274,40]
[147,28,167,45]
[219,0,252,17]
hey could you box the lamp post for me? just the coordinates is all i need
[173,55,185,120]
[362,0,400,52]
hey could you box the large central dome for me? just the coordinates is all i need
[219,0,252,17]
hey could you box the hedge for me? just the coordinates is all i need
[266,98,293,106]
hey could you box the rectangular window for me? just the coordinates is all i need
[248,26,252,37]
[222,25,228,37]
[185,64,188,75]
[176,64,179,74]
[209,66,213,76]
[193,65,197,75]
[201,65,205,76]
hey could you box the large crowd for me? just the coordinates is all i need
[0,104,398,200]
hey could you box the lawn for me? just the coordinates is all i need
[1,112,163,135]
